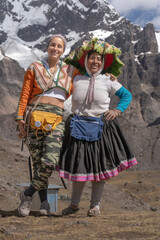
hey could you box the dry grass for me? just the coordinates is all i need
[0,139,160,240]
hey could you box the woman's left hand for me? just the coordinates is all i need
[104,109,121,121]
[105,73,118,81]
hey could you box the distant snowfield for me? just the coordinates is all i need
[1,40,45,69]
[156,32,160,52]
[0,29,115,69]
[89,29,113,39]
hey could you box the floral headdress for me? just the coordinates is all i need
[65,37,124,76]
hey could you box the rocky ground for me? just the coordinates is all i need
[0,137,160,240]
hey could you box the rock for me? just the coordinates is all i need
[0,57,25,115]
[135,23,158,54]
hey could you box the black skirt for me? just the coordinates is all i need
[58,115,137,181]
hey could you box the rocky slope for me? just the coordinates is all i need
[0,138,160,239]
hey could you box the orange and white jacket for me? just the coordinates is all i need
[16,60,79,120]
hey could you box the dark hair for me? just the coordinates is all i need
[87,50,103,61]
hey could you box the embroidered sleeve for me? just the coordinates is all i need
[16,67,35,120]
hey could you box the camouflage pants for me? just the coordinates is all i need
[27,104,64,190]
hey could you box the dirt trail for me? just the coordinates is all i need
[0,138,160,240]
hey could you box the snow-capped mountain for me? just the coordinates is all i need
[0,0,160,169]
[0,0,122,68]
[1,0,159,69]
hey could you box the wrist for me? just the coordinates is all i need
[115,109,121,116]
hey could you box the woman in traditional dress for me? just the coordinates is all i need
[58,38,137,217]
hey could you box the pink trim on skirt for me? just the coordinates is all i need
[58,158,137,182]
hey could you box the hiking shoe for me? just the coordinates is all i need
[62,205,79,216]
[39,200,50,215]
[18,191,32,217]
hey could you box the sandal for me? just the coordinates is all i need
[87,207,100,217]
[62,205,80,216]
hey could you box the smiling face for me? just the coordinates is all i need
[47,37,64,61]
[87,52,103,74]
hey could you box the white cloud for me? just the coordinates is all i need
[108,0,160,14]
[107,0,160,29]
[152,16,160,29]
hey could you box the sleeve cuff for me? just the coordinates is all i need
[15,116,23,121]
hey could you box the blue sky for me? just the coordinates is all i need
[108,0,160,30]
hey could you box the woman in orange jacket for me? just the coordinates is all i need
[16,34,74,217]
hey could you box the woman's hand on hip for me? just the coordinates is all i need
[104,109,121,121]
[18,120,27,138]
